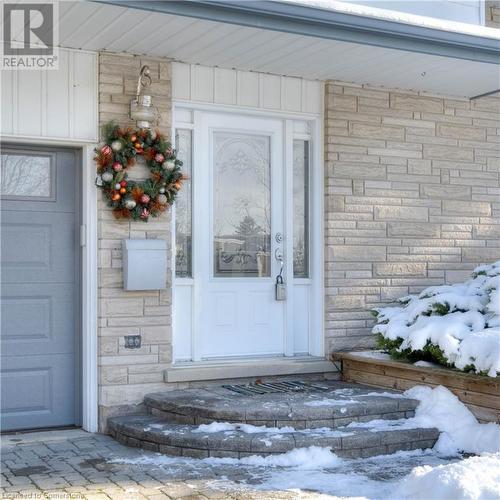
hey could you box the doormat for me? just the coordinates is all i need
[222,380,328,396]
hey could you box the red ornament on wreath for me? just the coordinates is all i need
[94,122,185,222]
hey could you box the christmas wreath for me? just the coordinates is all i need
[95,122,184,221]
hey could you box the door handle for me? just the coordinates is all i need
[274,249,286,301]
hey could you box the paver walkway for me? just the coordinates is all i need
[0,429,326,499]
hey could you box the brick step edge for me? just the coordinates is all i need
[144,395,418,430]
[108,415,439,460]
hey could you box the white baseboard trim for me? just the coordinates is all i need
[165,357,336,383]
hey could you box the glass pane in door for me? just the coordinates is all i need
[213,132,271,277]
[1,153,53,199]
[293,140,309,277]
[175,129,193,278]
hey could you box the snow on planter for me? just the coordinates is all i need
[372,261,500,377]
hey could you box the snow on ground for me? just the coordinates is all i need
[393,454,500,500]
[112,446,500,499]
[208,446,342,469]
[349,386,500,455]
[372,261,500,376]
[252,453,500,500]
[405,386,500,455]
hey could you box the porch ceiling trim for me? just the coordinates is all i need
[96,0,500,65]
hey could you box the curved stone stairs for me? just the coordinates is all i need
[108,381,439,459]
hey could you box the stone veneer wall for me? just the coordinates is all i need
[486,1,500,28]
[97,53,500,428]
[98,52,177,430]
[324,81,500,352]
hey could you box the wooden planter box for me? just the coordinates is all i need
[332,351,500,423]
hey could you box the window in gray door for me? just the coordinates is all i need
[1,152,55,200]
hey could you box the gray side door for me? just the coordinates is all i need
[1,145,80,431]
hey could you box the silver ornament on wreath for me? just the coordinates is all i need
[111,140,123,152]
[101,171,113,183]
[124,198,137,210]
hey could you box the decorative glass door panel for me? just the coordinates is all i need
[213,132,271,278]
[175,129,193,278]
[196,113,285,359]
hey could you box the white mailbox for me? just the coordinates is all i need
[122,239,167,291]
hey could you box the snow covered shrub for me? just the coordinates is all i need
[372,261,500,377]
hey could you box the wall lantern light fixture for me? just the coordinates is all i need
[130,65,159,129]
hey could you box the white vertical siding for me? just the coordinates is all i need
[46,48,70,138]
[172,62,323,115]
[1,48,98,142]
[191,65,214,102]
[214,68,237,105]
[281,77,302,112]
[237,70,259,108]
[17,70,43,136]
[260,73,281,110]
[73,51,97,140]
[172,62,191,101]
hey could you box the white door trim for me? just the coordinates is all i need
[172,101,325,361]
[0,136,99,433]
[284,119,295,356]
[81,144,98,433]
[309,116,324,357]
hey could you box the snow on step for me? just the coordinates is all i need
[144,381,418,429]
[108,415,439,460]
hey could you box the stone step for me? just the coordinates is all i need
[144,381,418,429]
[108,414,440,460]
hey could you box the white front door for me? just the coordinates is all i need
[195,113,285,358]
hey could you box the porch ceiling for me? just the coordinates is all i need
[53,1,499,97]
